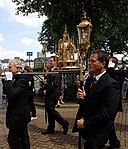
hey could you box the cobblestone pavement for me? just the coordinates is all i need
[0,100,128,149]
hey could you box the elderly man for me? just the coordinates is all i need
[4,59,31,149]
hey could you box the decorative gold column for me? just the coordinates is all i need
[40,38,48,69]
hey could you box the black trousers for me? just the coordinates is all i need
[108,122,120,146]
[29,96,36,117]
[84,141,105,149]
[8,126,30,149]
[45,104,67,131]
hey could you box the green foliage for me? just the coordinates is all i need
[12,0,128,56]
[33,67,44,72]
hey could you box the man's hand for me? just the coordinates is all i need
[5,72,13,81]
[43,90,47,95]
[77,118,85,129]
[77,87,86,100]
[29,81,31,86]
[43,79,47,84]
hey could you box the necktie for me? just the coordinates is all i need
[90,77,97,88]
[48,69,51,72]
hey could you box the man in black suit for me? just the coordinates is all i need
[42,56,69,135]
[107,57,123,149]
[72,50,120,149]
[4,59,31,149]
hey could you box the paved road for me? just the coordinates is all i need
[0,100,80,149]
[0,80,128,148]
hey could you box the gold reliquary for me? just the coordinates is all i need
[57,26,80,69]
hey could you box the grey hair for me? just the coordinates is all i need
[9,59,22,68]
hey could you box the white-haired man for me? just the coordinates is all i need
[4,59,31,149]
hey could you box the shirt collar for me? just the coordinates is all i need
[94,71,106,81]
[51,67,55,71]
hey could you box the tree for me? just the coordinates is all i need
[12,0,128,56]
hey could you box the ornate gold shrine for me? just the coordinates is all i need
[57,26,80,69]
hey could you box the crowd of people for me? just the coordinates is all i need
[0,50,128,149]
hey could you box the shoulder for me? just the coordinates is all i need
[15,77,29,85]
[27,75,33,81]
[100,73,119,87]
[104,72,117,82]
[105,73,120,90]
[53,67,58,70]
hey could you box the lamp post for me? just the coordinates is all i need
[40,38,48,69]
[77,12,92,149]
[77,12,92,80]
[77,12,92,51]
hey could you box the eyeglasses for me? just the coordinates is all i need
[9,66,22,69]
[16,67,22,69]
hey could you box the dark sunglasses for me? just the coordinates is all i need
[16,67,22,69]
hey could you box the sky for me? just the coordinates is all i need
[0,0,47,60]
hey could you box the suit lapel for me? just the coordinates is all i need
[85,73,108,101]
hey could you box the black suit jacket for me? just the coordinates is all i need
[27,75,35,97]
[107,68,123,111]
[72,72,120,145]
[43,68,61,107]
[5,77,31,129]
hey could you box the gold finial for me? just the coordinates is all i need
[63,25,70,41]
[77,11,92,28]
[83,11,87,19]
[64,25,67,33]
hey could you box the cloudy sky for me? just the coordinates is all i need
[0,0,47,60]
